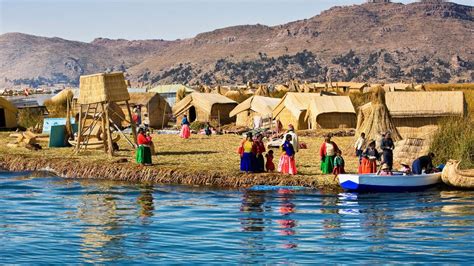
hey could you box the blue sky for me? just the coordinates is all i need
[0,0,472,42]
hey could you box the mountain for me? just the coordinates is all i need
[0,1,473,87]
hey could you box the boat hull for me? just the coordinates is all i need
[338,172,441,192]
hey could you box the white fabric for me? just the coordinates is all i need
[284,131,299,153]
[326,142,335,156]
[354,137,366,150]
[253,116,263,129]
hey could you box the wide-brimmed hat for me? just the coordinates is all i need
[400,162,410,167]
[381,163,390,170]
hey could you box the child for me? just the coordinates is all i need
[333,150,345,176]
[400,162,412,175]
[379,163,393,176]
[204,122,212,136]
[265,150,275,172]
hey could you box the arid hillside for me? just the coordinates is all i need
[1,1,472,87]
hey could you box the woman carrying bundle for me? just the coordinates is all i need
[278,134,297,175]
[180,115,191,139]
[136,128,152,166]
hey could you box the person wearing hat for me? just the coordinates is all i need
[283,124,299,153]
[379,163,393,176]
[412,153,435,175]
[381,132,395,170]
[319,134,340,174]
[399,162,412,175]
[359,140,380,174]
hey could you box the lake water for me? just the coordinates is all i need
[1,171,473,264]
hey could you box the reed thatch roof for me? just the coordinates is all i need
[172,92,237,117]
[0,96,18,113]
[385,91,465,118]
[128,92,158,106]
[333,82,368,90]
[272,93,322,119]
[229,96,280,117]
[305,96,355,119]
[78,72,129,104]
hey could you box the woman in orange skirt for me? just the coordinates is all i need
[278,134,297,175]
[358,140,380,174]
[179,115,191,139]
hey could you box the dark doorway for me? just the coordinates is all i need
[0,109,5,128]
[189,106,196,122]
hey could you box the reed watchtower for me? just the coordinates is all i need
[76,72,137,156]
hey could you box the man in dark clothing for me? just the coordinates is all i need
[412,153,435,175]
[381,132,395,170]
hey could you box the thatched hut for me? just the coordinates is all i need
[172,93,237,125]
[0,96,18,128]
[332,82,368,93]
[305,96,356,129]
[125,92,171,129]
[229,96,280,127]
[149,84,194,106]
[360,91,466,138]
[272,93,322,130]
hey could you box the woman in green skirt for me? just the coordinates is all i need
[136,128,152,165]
[319,135,340,174]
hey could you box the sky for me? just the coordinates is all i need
[0,0,472,42]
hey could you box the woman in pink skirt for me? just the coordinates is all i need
[278,134,297,175]
[180,115,191,139]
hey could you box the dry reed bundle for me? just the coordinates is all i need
[224,90,249,103]
[254,85,269,96]
[355,86,401,143]
[44,89,74,117]
[176,87,187,103]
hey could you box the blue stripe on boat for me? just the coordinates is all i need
[340,181,439,193]
[248,185,309,191]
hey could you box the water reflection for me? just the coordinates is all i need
[240,190,266,232]
[277,189,298,249]
[75,181,127,263]
[137,184,155,219]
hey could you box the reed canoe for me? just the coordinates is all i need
[441,160,474,189]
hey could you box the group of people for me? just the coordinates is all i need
[179,115,213,139]
[354,131,437,175]
[238,124,347,176]
[239,132,275,173]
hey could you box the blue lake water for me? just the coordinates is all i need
[1,171,473,264]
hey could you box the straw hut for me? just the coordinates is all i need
[359,91,465,138]
[272,93,323,130]
[229,96,280,127]
[125,92,171,129]
[0,96,18,129]
[332,82,368,93]
[305,96,356,129]
[149,84,195,106]
[172,93,237,125]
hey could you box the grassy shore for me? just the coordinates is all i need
[0,132,359,190]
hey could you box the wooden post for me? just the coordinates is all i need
[161,99,167,130]
[104,102,114,157]
[75,104,83,153]
[126,100,137,145]
[101,103,108,154]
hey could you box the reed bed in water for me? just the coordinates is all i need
[0,132,359,189]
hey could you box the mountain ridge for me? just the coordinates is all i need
[0,1,472,87]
